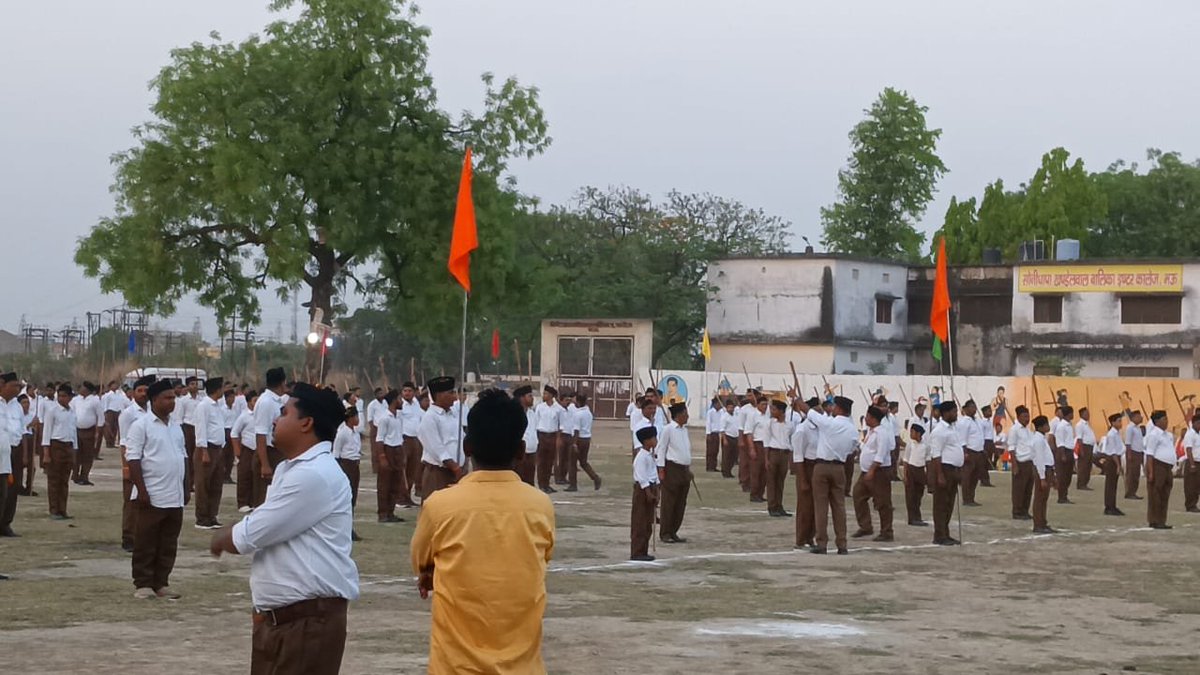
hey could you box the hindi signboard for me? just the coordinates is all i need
[1017,264,1183,294]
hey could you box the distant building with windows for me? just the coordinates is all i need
[707,253,1200,378]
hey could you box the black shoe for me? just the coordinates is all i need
[0,574,8,580]
[851,530,873,539]
[1187,507,1200,513]
[1057,498,1073,505]
[1126,495,1144,500]
[749,496,766,503]
[351,530,363,542]
[963,501,981,507]
[778,510,792,517]
[630,554,656,562]
[1112,508,1125,516]
[1077,486,1093,491]
[554,479,568,486]
[540,486,557,494]
[594,477,602,491]
[1150,523,1173,530]
[121,543,134,553]
[1033,527,1055,535]
[721,473,734,478]
[0,528,18,538]
[937,537,961,546]
[671,536,687,544]
[908,520,929,527]
[836,548,849,555]
[980,482,994,488]
[809,546,828,554]
[564,486,579,492]
[872,534,894,542]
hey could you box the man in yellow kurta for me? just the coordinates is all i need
[411,388,556,674]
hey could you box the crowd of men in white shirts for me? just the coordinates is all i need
[622,383,1200,560]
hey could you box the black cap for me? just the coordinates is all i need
[834,396,854,414]
[185,376,200,385]
[148,380,174,400]
[0,372,18,383]
[910,423,926,436]
[133,374,157,389]
[636,426,657,443]
[668,402,687,417]
[427,376,455,395]
[543,384,558,397]
[205,377,225,394]
[513,384,533,398]
[1151,410,1167,422]
[939,401,958,414]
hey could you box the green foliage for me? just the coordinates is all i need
[821,87,947,262]
[1087,150,1200,258]
[75,0,549,335]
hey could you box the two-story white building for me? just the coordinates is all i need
[706,254,910,375]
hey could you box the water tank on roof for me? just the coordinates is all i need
[981,248,1002,264]
[1055,239,1080,261]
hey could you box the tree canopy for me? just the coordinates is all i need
[821,87,947,262]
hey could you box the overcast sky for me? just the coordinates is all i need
[3,0,1198,341]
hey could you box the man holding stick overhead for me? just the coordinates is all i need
[794,396,858,555]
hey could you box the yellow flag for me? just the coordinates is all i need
[701,328,712,361]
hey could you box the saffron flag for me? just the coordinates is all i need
[930,236,951,361]
[701,328,712,362]
[447,147,478,293]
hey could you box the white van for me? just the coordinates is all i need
[123,367,207,388]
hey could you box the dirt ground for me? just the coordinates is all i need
[3,420,1200,674]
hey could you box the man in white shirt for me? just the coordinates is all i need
[177,376,202,494]
[631,426,660,562]
[333,405,363,542]
[795,396,858,555]
[762,400,793,517]
[211,383,359,673]
[119,376,154,551]
[42,384,79,520]
[555,389,576,486]
[705,398,723,473]
[365,387,385,473]
[126,379,188,599]
[252,368,288,507]
[1182,412,1200,513]
[533,385,564,494]
[1008,406,1035,520]
[221,387,238,485]
[720,399,739,478]
[1144,410,1176,529]
[1123,409,1146,500]
[747,397,770,504]
[101,381,126,450]
[978,403,996,487]
[568,393,601,491]
[375,391,408,522]
[926,401,965,546]
[959,400,985,508]
[1099,413,1126,517]
[513,385,538,485]
[852,406,895,542]
[399,382,426,505]
[789,398,821,548]
[230,391,259,514]
[902,423,929,526]
[1048,406,1077,505]
[656,402,693,544]
[1029,415,1057,534]
[736,391,759,493]
[418,377,465,499]
[0,372,24,540]
[70,381,103,486]
[192,377,228,529]
[1075,407,1097,492]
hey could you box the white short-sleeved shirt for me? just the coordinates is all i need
[1032,433,1055,479]
[927,420,964,468]
[859,427,892,472]
[254,389,284,448]
[333,423,362,461]
[231,409,256,449]
[656,421,692,467]
[523,408,539,455]
[399,398,424,437]
[1145,426,1177,465]
[1076,419,1097,446]
[418,404,464,466]
[633,448,659,488]
[1125,424,1145,454]
[1102,427,1124,456]
[574,406,593,439]
[805,409,859,462]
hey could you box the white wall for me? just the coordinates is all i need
[833,344,907,376]
[708,344,834,375]
[832,259,909,343]
[707,258,829,341]
[539,319,654,385]
[1014,349,1194,378]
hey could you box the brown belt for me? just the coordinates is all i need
[253,597,347,626]
[812,459,845,465]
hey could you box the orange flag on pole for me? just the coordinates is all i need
[448,147,478,293]
[930,236,951,360]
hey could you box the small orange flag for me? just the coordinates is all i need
[930,236,951,351]
[447,147,478,293]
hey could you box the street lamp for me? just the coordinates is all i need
[306,331,320,345]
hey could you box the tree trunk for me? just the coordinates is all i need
[304,238,338,383]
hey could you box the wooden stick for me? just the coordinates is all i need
[512,339,521,377]
[741,363,753,389]
[897,383,915,417]
[378,356,388,390]
[1030,376,1044,416]
[409,357,415,385]
[788,361,801,394]
[647,368,658,390]
[1146,384,1156,412]
[1170,382,1188,419]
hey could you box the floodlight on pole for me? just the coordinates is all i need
[306,331,320,345]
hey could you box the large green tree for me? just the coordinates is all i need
[524,187,790,367]
[821,87,947,262]
[76,0,549,348]
[1088,149,1200,258]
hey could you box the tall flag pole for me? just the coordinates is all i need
[930,236,953,400]
[448,147,478,451]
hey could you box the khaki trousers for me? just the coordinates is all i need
[1033,468,1054,530]
[536,432,556,490]
[630,483,655,557]
[811,462,847,550]
[793,461,815,546]
[72,426,98,482]
[337,458,360,509]
[962,450,985,504]
[569,437,600,489]
[236,446,255,509]
[402,436,423,502]
[903,464,927,523]
[1011,460,1035,518]
[1100,454,1120,511]
[737,435,751,491]
[765,449,791,512]
[852,468,894,537]
[420,463,456,500]
[251,599,348,675]
[749,441,767,501]
[251,447,284,508]
[1055,447,1075,501]
[1147,459,1174,527]
[131,503,182,590]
